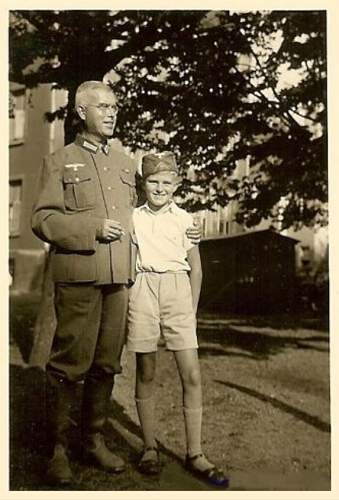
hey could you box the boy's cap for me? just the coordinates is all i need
[141,152,179,178]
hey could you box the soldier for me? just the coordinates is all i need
[31,80,200,486]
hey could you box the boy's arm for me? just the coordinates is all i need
[186,245,203,314]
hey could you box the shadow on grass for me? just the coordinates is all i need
[215,379,331,433]
[197,325,329,361]
[245,315,329,332]
[199,311,329,332]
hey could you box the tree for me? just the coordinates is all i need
[9,10,327,229]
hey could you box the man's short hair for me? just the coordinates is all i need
[75,81,114,108]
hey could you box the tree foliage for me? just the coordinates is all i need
[9,10,327,229]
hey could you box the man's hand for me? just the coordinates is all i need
[97,219,125,242]
[186,219,201,245]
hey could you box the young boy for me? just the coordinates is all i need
[127,152,228,487]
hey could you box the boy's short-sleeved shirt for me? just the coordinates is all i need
[132,201,195,273]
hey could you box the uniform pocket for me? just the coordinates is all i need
[63,169,95,211]
[52,248,96,282]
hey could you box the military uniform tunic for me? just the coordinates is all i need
[32,134,137,284]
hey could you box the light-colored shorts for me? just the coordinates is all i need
[127,272,198,353]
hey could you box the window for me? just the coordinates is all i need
[9,179,23,237]
[219,219,226,234]
[218,207,230,236]
[219,219,230,235]
[211,215,219,235]
[202,217,206,238]
[9,83,26,145]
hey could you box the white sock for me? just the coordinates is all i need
[135,396,157,449]
[183,406,203,458]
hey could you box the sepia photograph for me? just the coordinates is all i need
[7,6,332,494]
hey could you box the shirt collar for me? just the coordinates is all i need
[75,134,110,155]
[140,201,180,215]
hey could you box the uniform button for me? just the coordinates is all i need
[75,177,79,182]
[124,168,130,173]
[112,205,116,210]
[107,186,112,190]
[103,167,109,172]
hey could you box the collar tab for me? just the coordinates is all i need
[75,134,110,154]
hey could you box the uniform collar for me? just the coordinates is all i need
[75,134,110,155]
[140,201,180,215]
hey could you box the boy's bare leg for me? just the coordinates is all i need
[136,351,157,401]
[173,348,202,408]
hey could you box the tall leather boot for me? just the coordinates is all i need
[45,373,76,485]
[81,371,125,473]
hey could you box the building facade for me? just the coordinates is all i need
[9,82,66,292]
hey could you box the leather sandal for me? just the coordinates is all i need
[185,453,229,487]
[138,446,161,475]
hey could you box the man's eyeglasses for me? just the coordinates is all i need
[87,103,118,115]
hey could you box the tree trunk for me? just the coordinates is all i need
[29,251,56,369]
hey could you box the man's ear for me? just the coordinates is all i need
[135,173,147,206]
[76,105,86,121]
[141,179,147,192]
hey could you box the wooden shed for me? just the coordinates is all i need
[199,229,298,314]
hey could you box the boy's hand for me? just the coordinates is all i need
[97,219,125,242]
[186,219,201,245]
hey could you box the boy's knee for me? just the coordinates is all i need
[137,354,156,384]
[184,367,201,387]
